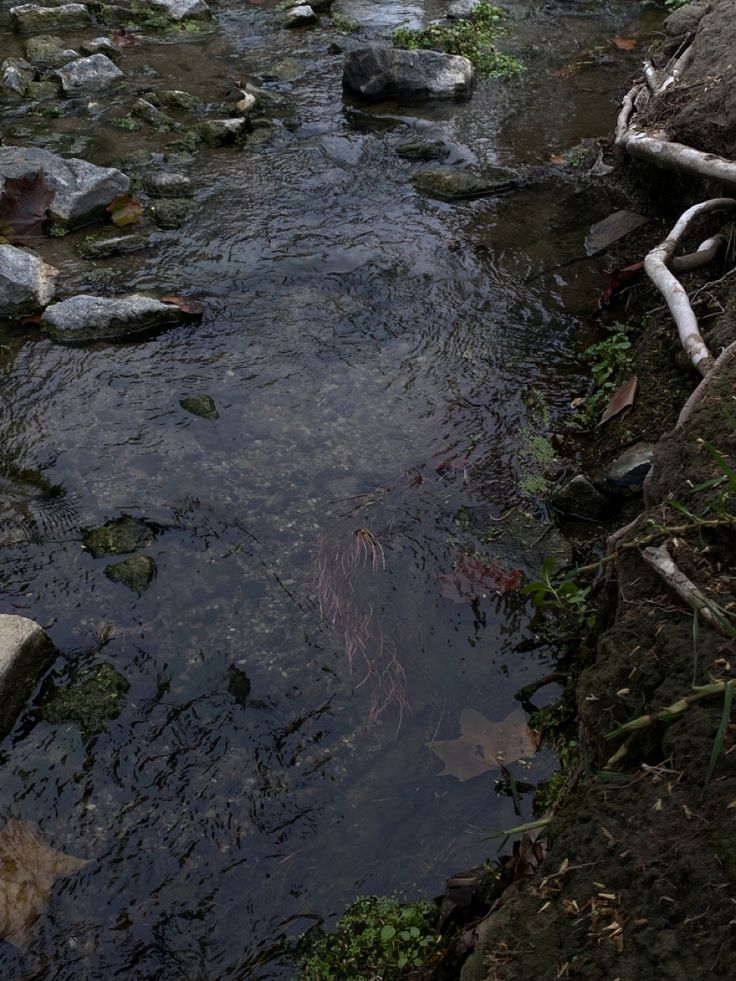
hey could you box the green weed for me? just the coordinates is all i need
[569,323,634,430]
[523,557,596,628]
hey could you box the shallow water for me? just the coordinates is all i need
[0,0,656,976]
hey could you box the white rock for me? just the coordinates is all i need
[56,53,124,94]
[0,245,59,318]
[0,615,57,740]
[148,0,211,21]
[42,294,182,343]
[283,4,317,27]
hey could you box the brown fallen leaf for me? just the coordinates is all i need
[106,194,143,227]
[0,818,90,949]
[439,552,523,603]
[599,260,644,307]
[598,375,638,427]
[549,153,568,166]
[431,707,540,781]
[0,170,55,245]
[160,294,204,317]
[610,36,637,50]
[112,28,134,47]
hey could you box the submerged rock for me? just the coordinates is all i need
[1,58,33,96]
[343,46,473,101]
[550,474,606,519]
[227,664,251,706]
[0,614,57,741]
[283,4,317,27]
[0,146,129,226]
[395,140,446,161]
[83,515,154,557]
[105,554,156,593]
[56,53,124,94]
[10,3,92,33]
[196,118,247,146]
[131,97,180,131]
[148,0,211,20]
[25,34,79,67]
[76,231,152,259]
[584,210,649,256]
[411,166,518,200]
[0,245,58,318]
[180,394,218,419]
[79,36,120,59]
[41,294,180,342]
[40,662,129,740]
[148,197,193,228]
[603,442,655,495]
[143,170,192,197]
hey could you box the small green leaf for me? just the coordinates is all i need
[409,925,420,938]
[380,924,396,941]
[397,955,408,968]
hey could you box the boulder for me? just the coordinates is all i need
[130,98,180,131]
[196,117,247,146]
[0,614,57,740]
[0,146,129,226]
[283,4,317,27]
[41,294,181,342]
[10,4,92,33]
[148,197,193,228]
[447,0,480,18]
[664,0,710,36]
[343,46,473,101]
[0,245,59,318]
[79,36,120,59]
[25,34,79,67]
[603,442,655,495]
[148,0,211,20]
[55,53,124,94]
[158,89,203,112]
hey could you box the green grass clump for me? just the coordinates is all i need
[299,895,440,979]
[393,2,522,76]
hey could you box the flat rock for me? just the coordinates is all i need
[283,4,317,27]
[41,293,181,342]
[0,244,59,318]
[76,231,152,259]
[0,146,129,225]
[148,0,211,20]
[56,53,124,94]
[585,210,649,255]
[148,197,193,228]
[343,46,473,101]
[395,140,446,161]
[40,662,129,740]
[10,3,92,32]
[143,171,192,197]
[603,442,655,494]
[550,474,606,519]
[411,166,518,200]
[25,34,79,66]
[0,614,57,741]
[83,515,153,556]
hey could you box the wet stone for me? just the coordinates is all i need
[585,210,649,256]
[83,516,154,557]
[10,3,92,33]
[550,474,606,519]
[411,166,519,200]
[25,79,61,100]
[131,97,180,131]
[158,89,204,112]
[262,57,306,82]
[1,58,33,96]
[283,4,317,27]
[40,662,130,740]
[196,118,247,146]
[0,244,59,318]
[76,232,152,259]
[149,197,193,229]
[343,46,474,101]
[0,615,57,741]
[395,140,446,161]
[41,293,180,342]
[104,553,157,593]
[148,0,212,20]
[603,442,655,495]
[227,664,251,706]
[56,53,124,94]
[180,394,218,419]
[447,0,479,17]
[143,171,192,197]
[79,36,120,58]
[25,34,79,66]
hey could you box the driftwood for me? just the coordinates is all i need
[642,544,735,638]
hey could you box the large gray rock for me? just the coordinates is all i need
[447,0,480,18]
[148,0,211,20]
[0,146,129,225]
[0,245,59,318]
[56,53,124,94]
[343,46,473,101]
[10,3,92,33]
[664,0,711,36]
[25,34,79,67]
[0,615,57,740]
[1,58,33,96]
[42,294,181,342]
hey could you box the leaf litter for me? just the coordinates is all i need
[431,707,540,781]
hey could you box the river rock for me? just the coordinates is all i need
[148,0,211,20]
[0,146,130,226]
[447,0,480,18]
[25,34,79,66]
[40,662,130,740]
[603,442,655,495]
[105,554,157,593]
[41,294,181,342]
[83,515,154,557]
[143,171,192,197]
[158,89,204,112]
[76,231,152,259]
[343,46,473,101]
[0,615,57,740]
[180,394,218,419]
[395,140,446,161]
[283,4,317,27]
[664,0,710,36]
[550,474,606,519]
[262,57,306,82]
[56,53,124,94]
[0,245,59,318]
[131,98,180,131]
[412,166,518,200]
[1,58,33,97]
[196,118,247,146]
[148,197,193,228]
[584,210,649,256]
[79,36,120,58]
[10,3,92,33]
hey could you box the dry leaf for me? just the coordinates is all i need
[549,153,568,165]
[106,194,143,227]
[610,36,637,50]
[0,170,55,245]
[112,28,135,47]
[438,552,523,602]
[599,260,644,307]
[431,707,540,781]
[598,375,638,427]
[0,818,90,949]
[160,294,204,317]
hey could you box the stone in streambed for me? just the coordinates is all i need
[447,0,480,17]
[10,4,92,33]
[158,89,204,112]
[0,146,129,226]
[1,58,34,96]
[56,54,124,94]
[584,210,649,256]
[180,394,218,419]
[79,37,121,59]
[343,46,473,101]
[40,662,129,740]
[603,442,655,495]
[196,118,247,146]
[83,515,154,557]
[283,4,316,27]
[131,97,180,132]
[105,554,156,593]
[148,0,212,21]
[395,140,446,161]
[550,474,606,519]
[0,245,59,318]
[25,79,61,100]
[41,294,181,342]
[143,171,192,197]
[148,197,193,229]
[0,615,57,741]
[411,166,518,200]
[76,231,152,259]
[25,34,79,67]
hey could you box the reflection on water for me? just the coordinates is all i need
[0,0,651,975]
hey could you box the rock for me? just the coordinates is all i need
[130,97,180,131]
[40,662,129,740]
[83,516,154,556]
[262,57,306,82]
[0,146,129,226]
[550,474,606,519]
[283,4,317,27]
[25,34,79,66]
[0,615,57,740]
[1,58,34,96]
[395,140,446,161]
[158,89,203,112]
[105,554,156,593]
[55,53,124,94]
[79,36,120,59]
[603,442,655,494]
[25,79,61,100]
[76,232,152,259]
[411,166,518,200]
[10,3,92,33]
[235,91,257,115]
[584,210,649,256]
[343,46,473,101]
[0,245,59,318]
[143,171,192,197]
[664,0,710,36]
[180,394,218,419]
[148,0,211,20]
[447,0,479,18]
[148,197,193,228]
[196,118,247,146]
[41,294,181,342]
[227,664,250,706]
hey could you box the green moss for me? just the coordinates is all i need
[41,662,130,741]
[83,516,153,558]
[105,553,157,593]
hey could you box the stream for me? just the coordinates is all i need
[0,0,659,976]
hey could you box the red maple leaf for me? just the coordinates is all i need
[0,169,55,245]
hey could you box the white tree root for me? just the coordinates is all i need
[677,340,736,427]
[642,544,735,638]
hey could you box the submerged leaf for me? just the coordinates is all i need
[106,194,143,227]
[610,36,637,50]
[0,170,55,245]
[431,707,540,781]
[439,552,523,602]
[0,818,90,949]
[598,375,638,426]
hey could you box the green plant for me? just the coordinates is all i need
[664,0,689,9]
[569,323,633,430]
[393,3,522,76]
[523,557,596,628]
[299,895,440,979]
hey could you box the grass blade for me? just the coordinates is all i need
[702,679,734,793]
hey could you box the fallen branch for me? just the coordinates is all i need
[642,543,736,638]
